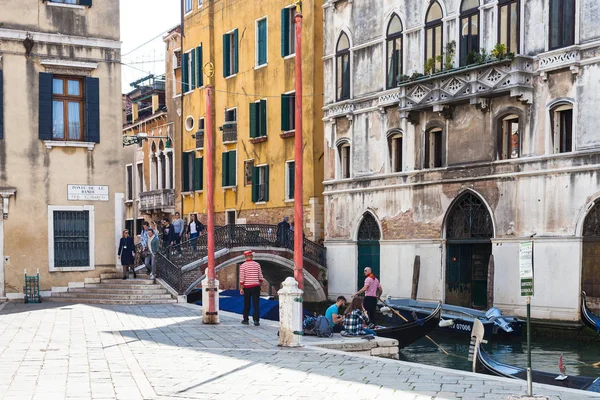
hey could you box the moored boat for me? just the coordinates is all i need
[581,291,600,334]
[374,301,442,349]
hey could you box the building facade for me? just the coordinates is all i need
[323,0,600,319]
[179,0,324,240]
[0,0,123,298]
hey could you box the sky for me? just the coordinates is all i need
[120,0,180,94]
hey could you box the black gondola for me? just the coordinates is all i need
[374,301,442,349]
[469,319,600,393]
[581,291,600,334]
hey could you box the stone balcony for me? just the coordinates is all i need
[139,189,175,213]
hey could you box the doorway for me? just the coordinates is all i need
[357,213,381,290]
[445,193,494,309]
[582,203,600,312]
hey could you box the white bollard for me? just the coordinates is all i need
[278,277,303,347]
[201,277,220,324]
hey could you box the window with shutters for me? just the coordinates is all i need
[425,1,444,73]
[223,108,238,143]
[182,151,195,192]
[195,45,204,88]
[49,206,94,271]
[336,33,351,101]
[386,15,403,88]
[252,165,269,203]
[460,0,480,66]
[223,30,239,78]
[182,50,195,93]
[136,162,144,196]
[281,6,296,57]
[222,150,237,187]
[244,159,254,186]
[549,0,576,50]
[498,0,520,54]
[256,17,268,67]
[497,114,520,160]
[551,104,574,154]
[184,0,192,14]
[249,100,268,139]
[388,132,403,172]
[52,77,84,141]
[424,128,444,169]
[196,117,205,149]
[285,161,295,200]
[126,164,133,201]
[281,92,295,133]
[338,142,351,179]
[193,156,203,191]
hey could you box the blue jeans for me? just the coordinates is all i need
[364,328,377,336]
[190,232,199,251]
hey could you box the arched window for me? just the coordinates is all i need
[497,114,520,160]
[386,15,403,89]
[357,213,381,241]
[549,0,576,50]
[388,131,403,172]
[498,0,519,54]
[424,128,443,169]
[551,103,573,153]
[460,0,480,66]
[336,33,351,101]
[446,192,493,239]
[425,1,444,73]
[338,141,351,179]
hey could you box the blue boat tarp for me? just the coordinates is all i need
[195,290,280,321]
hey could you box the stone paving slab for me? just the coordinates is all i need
[0,301,598,400]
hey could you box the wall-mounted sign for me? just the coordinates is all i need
[67,185,109,201]
[519,241,534,296]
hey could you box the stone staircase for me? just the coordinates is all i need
[47,272,177,305]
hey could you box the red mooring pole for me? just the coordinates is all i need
[205,85,217,322]
[293,5,304,290]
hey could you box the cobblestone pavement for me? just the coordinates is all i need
[0,302,598,400]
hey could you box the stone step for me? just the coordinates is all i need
[54,292,173,300]
[45,297,177,305]
[85,283,163,290]
[69,287,168,295]
[100,278,155,285]
[100,273,118,280]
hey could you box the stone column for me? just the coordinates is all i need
[278,277,303,347]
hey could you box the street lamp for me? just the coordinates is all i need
[122,132,172,148]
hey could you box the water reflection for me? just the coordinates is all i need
[400,333,600,378]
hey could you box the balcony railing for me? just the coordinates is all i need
[139,189,175,212]
[221,122,237,143]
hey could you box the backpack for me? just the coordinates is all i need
[314,315,333,338]
[303,316,318,336]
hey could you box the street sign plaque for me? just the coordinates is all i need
[519,241,534,296]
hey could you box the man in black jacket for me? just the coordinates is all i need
[161,218,175,254]
[276,216,290,247]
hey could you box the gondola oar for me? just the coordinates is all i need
[378,297,450,356]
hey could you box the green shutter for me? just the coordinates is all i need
[249,102,258,138]
[221,152,228,186]
[191,48,196,89]
[182,152,190,192]
[252,166,259,202]
[281,8,289,57]
[258,20,267,65]
[289,162,295,199]
[39,73,53,141]
[264,165,269,202]
[182,52,189,92]
[196,45,203,87]
[281,94,290,131]
[233,29,239,74]
[259,99,267,137]
[223,34,230,77]
[228,150,237,186]
[194,157,202,190]
[84,77,100,143]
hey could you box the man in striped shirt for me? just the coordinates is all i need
[240,250,264,326]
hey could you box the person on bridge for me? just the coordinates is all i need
[239,250,264,326]
[352,267,383,328]
[276,216,290,246]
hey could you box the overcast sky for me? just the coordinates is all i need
[120,0,180,93]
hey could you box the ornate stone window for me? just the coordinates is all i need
[388,131,403,172]
[386,15,403,89]
[425,1,444,73]
[446,193,493,239]
[336,33,351,101]
[497,114,520,160]
[549,0,576,50]
[460,0,480,66]
[358,213,381,241]
[424,128,443,169]
[498,0,520,54]
[551,103,573,154]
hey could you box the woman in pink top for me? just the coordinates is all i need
[352,267,382,327]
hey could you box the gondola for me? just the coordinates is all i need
[469,319,600,393]
[581,291,600,334]
[373,301,442,349]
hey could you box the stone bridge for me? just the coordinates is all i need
[155,225,327,302]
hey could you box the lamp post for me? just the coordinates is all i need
[293,1,304,290]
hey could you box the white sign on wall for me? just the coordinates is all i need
[67,185,109,201]
[519,241,534,296]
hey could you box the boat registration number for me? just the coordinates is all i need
[451,323,472,332]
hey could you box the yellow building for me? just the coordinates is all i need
[179,0,324,240]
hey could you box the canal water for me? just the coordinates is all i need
[400,332,600,378]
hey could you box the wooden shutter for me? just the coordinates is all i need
[193,157,203,190]
[288,162,295,199]
[281,94,289,131]
[84,77,100,143]
[191,48,196,89]
[233,29,239,74]
[251,166,259,202]
[281,8,289,57]
[228,150,237,186]
[182,52,189,92]
[196,45,203,87]
[249,102,258,138]
[0,70,3,140]
[221,152,228,186]
[264,165,269,202]
[39,72,53,141]
[79,0,92,6]
[223,34,230,77]
[182,152,190,191]
[259,99,267,137]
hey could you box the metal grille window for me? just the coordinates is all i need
[53,211,90,267]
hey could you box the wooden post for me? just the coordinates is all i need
[411,255,421,300]
[487,254,494,309]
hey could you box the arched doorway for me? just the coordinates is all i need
[357,213,381,290]
[445,193,494,309]
[582,203,600,311]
